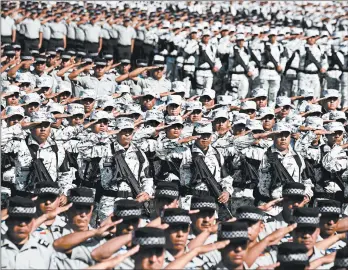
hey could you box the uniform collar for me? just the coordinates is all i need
[2,234,38,251]
[27,135,54,149]
[192,144,216,156]
[270,144,296,156]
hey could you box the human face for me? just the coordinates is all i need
[166,124,183,139]
[135,247,165,270]
[323,97,339,111]
[319,214,339,237]
[37,194,60,215]
[6,92,20,106]
[189,109,202,123]
[7,217,34,244]
[167,104,181,116]
[191,32,198,39]
[278,105,291,118]
[191,210,215,234]
[58,91,71,103]
[92,119,109,133]
[120,63,131,74]
[116,217,140,236]
[67,205,93,232]
[274,131,291,151]
[326,131,344,147]
[35,61,46,73]
[94,65,105,77]
[261,115,275,131]
[51,112,63,128]
[31,122,51,144]
[269,35,277,43]
[24,102,40,115]
[141,95,156,111]
[38,87,52,97]
[213,117,230,135]
[237,39,245,48]
[255,96,267,109]
[155,198,178,216]
[202,35,210,44]
[241,109,256,119]
[81,98,95,113]
[283,196,305,210]
[68,114,84,126]
[153,67,164,80]
[222,241,248,268]
[199,96,214,107]
[195,133,212,150]
[293,227,319,251]
[166,224,190,252]
[19,82,31,91]
[307,36,316,46]
[7,114,23,127]
[117,128,134,147]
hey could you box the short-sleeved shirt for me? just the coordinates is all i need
[83,23,102,43]
[77,74,117,97]
[1,16,16,36]
[22,18,42,39]
[113,24,136,46]
[49,21,67,39]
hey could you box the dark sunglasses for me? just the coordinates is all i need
[226,240,248,251]
[191,109,202,115]
[146,120,161,127]
[120,128,134,134]
[262,115,274,121]
[37,122,51,128]
[20,83,31,87]
[82,98,95,103]
[198,133,212,139]
[97,119,109,125]
[14,48,21,51]
[320,214,340,224]
[276,131,291,138]
[214,117,228,124]
[8,92,19,98]
[199,96,212,102]
[38,194,59,202]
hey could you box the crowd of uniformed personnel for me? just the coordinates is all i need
[1,1,348,269]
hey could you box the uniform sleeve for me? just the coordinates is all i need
[294,131,318,160]
[60,125,84,141]
[139,151,154,196]
[322,146,348,172]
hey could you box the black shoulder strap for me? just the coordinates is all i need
[212,146,222,168]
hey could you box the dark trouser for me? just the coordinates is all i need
[49,38,64,50]
[23,37,39,50]
[143,43,155,65]
[40,39,50,53]
[67,38,76,50]
[75,40,84,51]
[1,36,12,45]
[16,31,24,47]
[117,44,131,61]
[85,41,99,57]
[110,38,118,61]
[131,39,144,66]
[102,38,113,55]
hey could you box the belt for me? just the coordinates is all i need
[102,189,132,198]
[197,67,211,71]
[299,70,319,74]
[2,181,13,189]
[230,71,246,75]
[1,35,11,37]
[51,38,63,41]
[85,41,99,44]
[80,181,98,189]
[118,44,131,47]
[261,66,275,70]
[144,42,155,46]
[191,189,210,197]
[24,37,39,40]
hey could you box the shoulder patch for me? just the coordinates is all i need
[38,238,49,248]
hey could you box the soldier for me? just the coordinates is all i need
[1,111,72,195]
[227,33,254,99]
[1,196,56,269]
[20,9,43,51]
[297,29,328,99]
[46,13,67,50]
[98,117,153,220]
[1,6,16,44]
[32,181,67,244]
[317,200,346,253]
[2,85,20,106]
[113,17,137,61]
[277,243,309,270]
[257,122,313,204]
[82,16,102,58]
[321,89,341,120]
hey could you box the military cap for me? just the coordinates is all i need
[4,46,15,56]
[90,110,110,122]
[142,88,159,99]
[153,55,165,66]
[333,246,348,268]
[80,89,97,100]
[213,109,229,121]
[233,113,249,126]
[167,95,182,106]
[201,88,215,100]
[304,116,323,130]
[258,107,275,119]
[67,103,85,116]
[120,59,131,64]
[8,196,37,218]
[94,58,107,66]
[218,221,249,242]
[187,101,203,112]
[116,85,131,94]
[30,111,55,125]
[61,53,71,60]
[322,89,340,99]
[276,96,294,108]
[116,117,134,130]
[246,119,264,131]
[35,182,60,196]
[21,51,33,60]
[113,199,142,220]
[155,181,180,200]
[293,207,320,228]
[68,187,95,206]
[194,122,213,134]
[317,200,341,216]
[305,104,322,114]
[22,93,41,105]
[132,227,166,249]
[3,85,20,97]
[171,81,187,93]
[35,55,47,63]
[48,103,65,114]
[324,122,345,133]
[145,110,164,123]
[37,75,54,88]
[57,81,72,94]
[104,54,113,60]
[277,242,309,267]
[241,101,257,111]
[329,111,346,122]
[4,106,24,119]
[190,196,217,211]
[273,122,292,133]
[161,208,191,225]
[236,206,265,222]
[216,95,233,105]
[251,88,267,98]
[136,59,147,67]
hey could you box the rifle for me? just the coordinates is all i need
[284,50,298,75]
[233,48,249,73]
[249,49,261,69]
[113,150,151,216]
[304,47,327,78]
[265,44,282,74]
[191,153,233,219]
[198,44,215,69]
[330,47,344,71]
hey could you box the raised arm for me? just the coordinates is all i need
[68,63,95,81]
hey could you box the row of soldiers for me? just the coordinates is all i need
[1,1,348,269]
